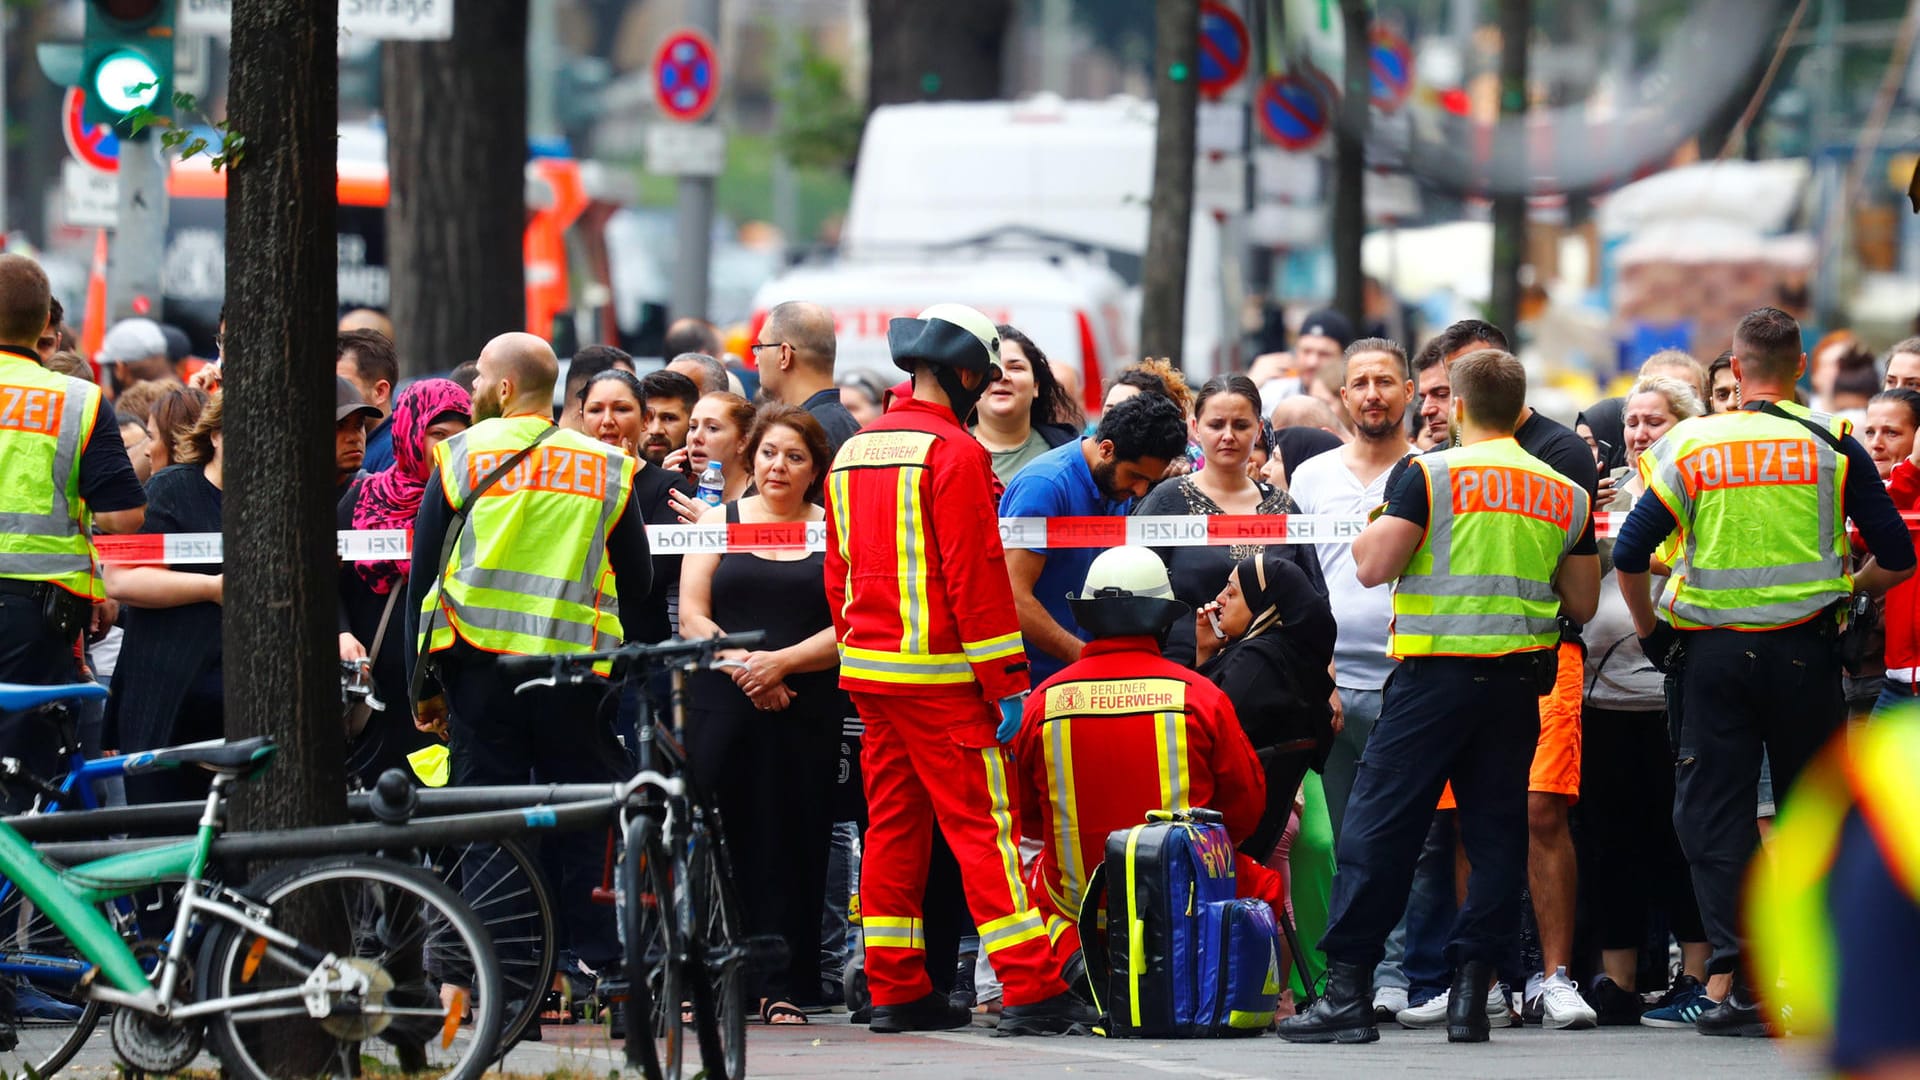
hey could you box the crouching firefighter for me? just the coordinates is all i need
[1012,546,1287,954]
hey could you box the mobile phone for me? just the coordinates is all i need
[1205,607,1226,640]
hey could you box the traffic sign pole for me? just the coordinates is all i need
[664,14,719,324]
[106,134,167,323]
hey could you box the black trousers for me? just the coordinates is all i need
[0,594,80,806]
[1320,654,1542,972]
[1579,705,1704,950]
[686,696,838,1006]
[1669,624,1843,977]
[441,649,632,973]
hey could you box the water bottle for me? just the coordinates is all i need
[697,462,726,507]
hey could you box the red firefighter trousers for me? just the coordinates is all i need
[854,692,1071,1008]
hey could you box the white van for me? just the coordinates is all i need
[751,94,1235,397]
[750,240,1133,418]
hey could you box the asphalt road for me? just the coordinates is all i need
[497,1011,1823,1079]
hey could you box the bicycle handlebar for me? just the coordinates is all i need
[498,632,767,692]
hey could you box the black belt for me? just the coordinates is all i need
[0,579,48,599]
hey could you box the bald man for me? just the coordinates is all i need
[339,308,395,341]
[408,331,658,989]
[756,300,859,452]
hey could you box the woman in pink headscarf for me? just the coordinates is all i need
[337,377,471,786]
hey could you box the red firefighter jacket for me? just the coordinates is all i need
[824,397,1030,703]
[1011,636,1282,919]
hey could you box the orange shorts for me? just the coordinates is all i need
[1437,640,1582,809]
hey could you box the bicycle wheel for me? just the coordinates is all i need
[686,822,747,1080]
[622,815,680,1080]
[0,883,112,1076]
[197,855,502,1080]
[419,837,555,1049]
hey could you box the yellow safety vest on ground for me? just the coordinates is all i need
[417,414,632,657]
[1639,404,1850,630]
[1748,710,1920,1041]
[0,355,104,601]
[1390,436,1588,659]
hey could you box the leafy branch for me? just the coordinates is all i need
[122,90,246,171]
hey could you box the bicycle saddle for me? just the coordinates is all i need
[0,682,109,711]
[142,736,278,776]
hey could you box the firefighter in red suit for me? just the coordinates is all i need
[1011,545,1285,957]
[825,304,1093,1036]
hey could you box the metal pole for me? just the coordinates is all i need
[106,135,168,322]
[672,0,718,323]
[527,0,560,142]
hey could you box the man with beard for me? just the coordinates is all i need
[638,369,698,470]
[1287,337,1419,1016]
[999,392,1188,685]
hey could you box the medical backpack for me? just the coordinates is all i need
[1077,808,1282,1037]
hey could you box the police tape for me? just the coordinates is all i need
[89,512,1630,565]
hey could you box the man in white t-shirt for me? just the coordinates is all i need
[1286,336,1416,1014]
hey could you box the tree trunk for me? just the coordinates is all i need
[223,0,344,1062]
[1332,0,1371,330]
[1490,0,1530,338]
[1139,0,1198,365]
[865,0,1013,109]
[385,2,529,377]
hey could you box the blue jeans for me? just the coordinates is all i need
[1872,678,1920,720]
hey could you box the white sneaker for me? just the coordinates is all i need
[1395,990,1449,1029]
[1373,985,1409,1022]
[1399,984,1518,1029]
[1487,981,1521,1028]
[1537,968,1598,1030]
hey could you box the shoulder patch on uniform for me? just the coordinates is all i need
[1043,677,1187,719]
[833,430,937,470]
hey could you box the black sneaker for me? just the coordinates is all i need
[870,990,971,1033]
[1695,992,1770,1038]
[1586,975,1645,1026]
[994,990,1097,1037]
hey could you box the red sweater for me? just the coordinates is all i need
[1881,460,1920,676]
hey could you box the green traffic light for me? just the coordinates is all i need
[1169,61,1190,82]
[91,49,161,115]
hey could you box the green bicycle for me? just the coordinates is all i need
[0,736,503,1079]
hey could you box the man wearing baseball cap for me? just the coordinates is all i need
[334,376,381,503]
[824,304,1094,1036]
[96,318,173,397]
[1253,308,1355,418]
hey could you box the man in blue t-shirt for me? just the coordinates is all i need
[999,393,1188,684]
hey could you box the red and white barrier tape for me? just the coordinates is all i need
[90,512,1629,565]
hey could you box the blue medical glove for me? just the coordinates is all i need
[997,695,1026,743]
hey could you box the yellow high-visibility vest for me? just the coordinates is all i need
[0,356,104,600]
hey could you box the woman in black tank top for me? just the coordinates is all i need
[678,407,845,1023]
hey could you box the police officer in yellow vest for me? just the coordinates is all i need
[1748,708,1920,1071]
[1615,307,1915,1036]
[406,331,655,982]
[0,253,145,700]
[1279,349,1598,1045]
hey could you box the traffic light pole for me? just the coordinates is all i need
[105,134,168,322]
[671,0,717,324]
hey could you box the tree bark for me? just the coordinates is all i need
[1332,0,1372,330]
[1139,0,1198,365]
[385,2,529,377]
[865,0,1013,109]
[1490,0,1530,338]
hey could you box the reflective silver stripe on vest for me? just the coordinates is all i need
[450,565,620,616]
[1565,485,1592,559]
[1414,573,1559,602]
[1684,558,1845,591]
[1392,612,1562,638]
[442,593,599,648]
[838,650,973,678]
[1667,595,1831,627]
[0,380,93,538]
[0,552,92,575]
[1422,458,1454,576]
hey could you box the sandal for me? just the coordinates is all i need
[761,999,809,1025]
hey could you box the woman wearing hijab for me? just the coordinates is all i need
[337,378,471,787]
[1194,548,1337,859]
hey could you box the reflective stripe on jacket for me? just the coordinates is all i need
[1639,403,1850,630]
[418,414,633,656]
[1390,437,1587,658]
[0,356,104,600]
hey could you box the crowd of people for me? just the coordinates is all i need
[0,239,1912,1066]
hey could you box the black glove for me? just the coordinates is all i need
[1639,622,1680,674]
